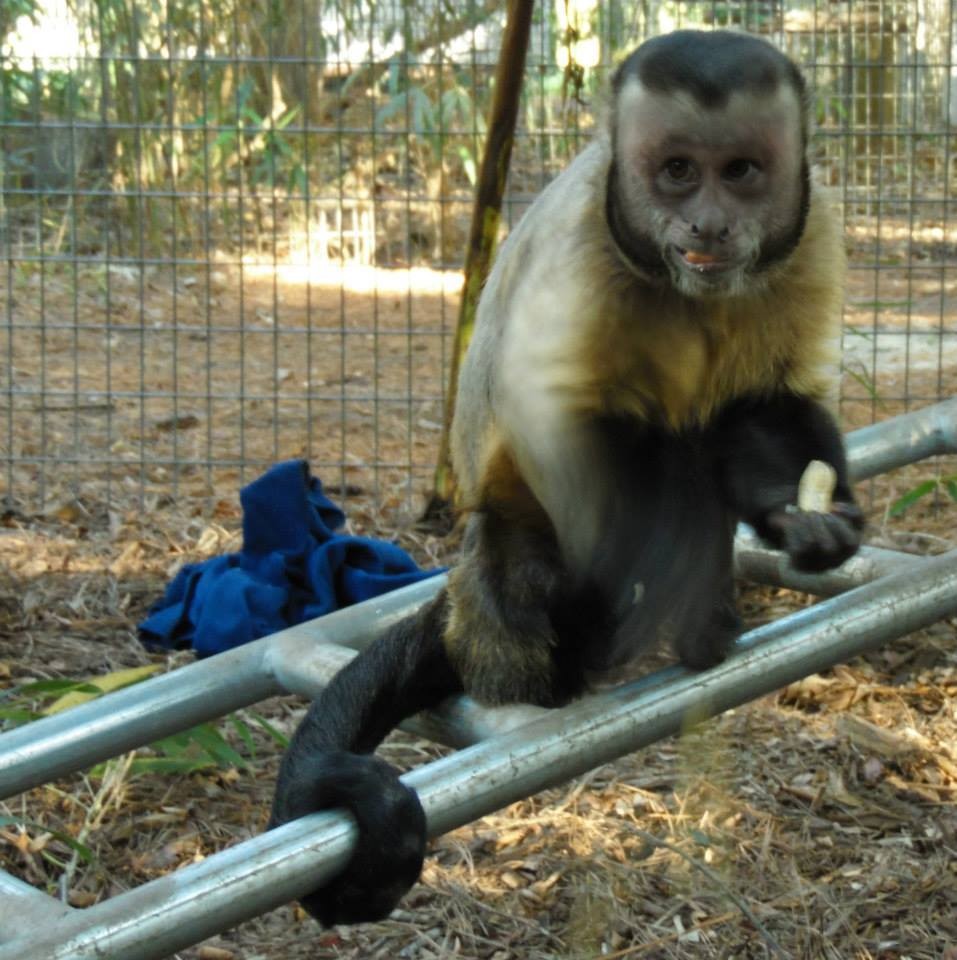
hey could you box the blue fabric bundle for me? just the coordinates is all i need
[139,460,441,657]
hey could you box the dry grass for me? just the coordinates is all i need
[2,456,956,960]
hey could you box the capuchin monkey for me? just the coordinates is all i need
[269,30,863,926]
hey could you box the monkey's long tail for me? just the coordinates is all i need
[269,589,459,826]
[266,590,462,926]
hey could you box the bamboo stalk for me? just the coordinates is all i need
[426,0,536,520]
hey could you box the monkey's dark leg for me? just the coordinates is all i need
[269,592,461,926]
[671,563,743,670]
[444,505,589,707]
[555,417,740,674]
[716,393,864,572]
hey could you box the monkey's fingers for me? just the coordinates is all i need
[831,499,865,530]
[782,511,861,572]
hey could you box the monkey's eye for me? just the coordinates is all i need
[663,158,695,183]
[723,158,760,182]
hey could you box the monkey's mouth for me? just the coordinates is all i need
[675,247,733,272]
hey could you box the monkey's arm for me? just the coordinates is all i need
[716,393,863,572]
[268,593,461,926]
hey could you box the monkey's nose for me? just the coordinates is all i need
[690,222,731,242]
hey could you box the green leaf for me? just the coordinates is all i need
[851,299,912,310]
[410,87,436,136]
[15,680,101,697]
[0,816,94,864]
[248,712,289,748]
[229,715,256,759]
[457,145,477,186]
[888,479,938,517]
[149,731,196,756]
[0,707,37,726]
[273,106,301,131]
[188,724,248,770]
[375,92,408,129]
[840,362,882,404]
[235,77,255,113]
[44,664,162,715]
[289,164,307,196]
[385,56,401,97]
[440,86,474,128]
[125,756,217,775]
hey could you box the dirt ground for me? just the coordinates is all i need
[1,213,957,959]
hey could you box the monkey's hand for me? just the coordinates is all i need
[762,501,864,572]
[268,751,426,927]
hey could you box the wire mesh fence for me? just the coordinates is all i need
[1,0,954,523]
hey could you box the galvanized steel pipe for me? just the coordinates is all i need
[1,398,954,797]
[0,398,954,957]
[0,872,72,941]
[0,576,445,799]
[0,533,932,799]
[2,548,956,960]
[845,396,957,480]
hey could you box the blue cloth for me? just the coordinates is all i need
[139,460,441,657]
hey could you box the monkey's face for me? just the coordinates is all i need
[609,81,808,300]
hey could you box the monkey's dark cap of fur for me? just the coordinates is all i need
[613,29,808,118]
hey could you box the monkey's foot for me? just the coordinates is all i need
[675,601,742,670]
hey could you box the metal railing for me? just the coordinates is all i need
[1,397,956,960]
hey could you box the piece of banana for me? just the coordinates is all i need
[797,459,837,512]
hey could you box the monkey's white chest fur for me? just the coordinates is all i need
[491,144,841,435]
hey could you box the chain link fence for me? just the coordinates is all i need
[1,0,954,523]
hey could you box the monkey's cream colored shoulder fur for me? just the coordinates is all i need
[450,143,612,497]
